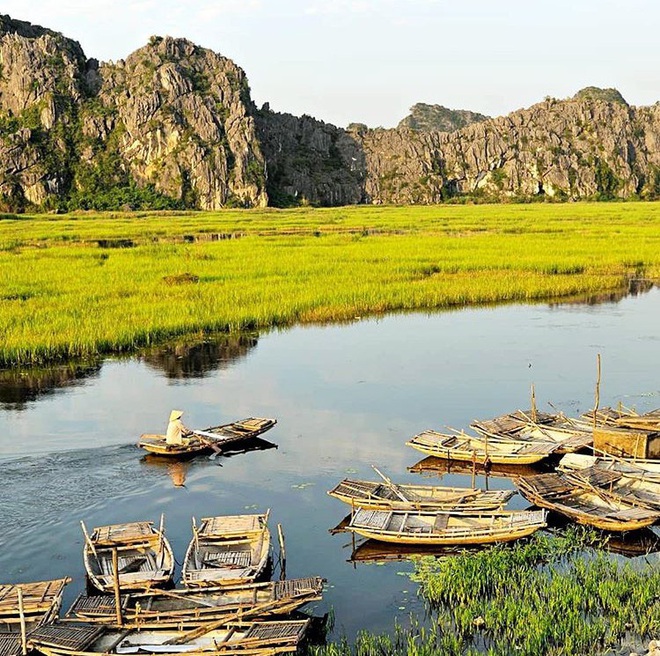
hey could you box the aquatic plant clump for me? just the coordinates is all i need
[311,529,659,656]
[411,529,660,656]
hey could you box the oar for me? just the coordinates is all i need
[371,466,409,502]
[190,430,224,459]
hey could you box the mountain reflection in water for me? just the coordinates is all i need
[0,333,259,410]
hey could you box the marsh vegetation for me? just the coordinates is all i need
[313,528,660,656]
[2,202,660,366]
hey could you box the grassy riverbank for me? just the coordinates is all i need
[312,529,660,656]
[2,202,660,366]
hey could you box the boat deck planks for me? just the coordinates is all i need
[273,577,323,600]
[0,579,69,617]
[200,515,263,537]
[94,522,155,546]
[0,634,21,656]
[28,624,104,651]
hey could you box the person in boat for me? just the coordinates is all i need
[166,410,193,446]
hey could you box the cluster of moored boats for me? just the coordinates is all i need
[5,404,659,656]
[1,513,324,656]
[328,405,660,547]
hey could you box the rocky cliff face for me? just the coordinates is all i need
[0,15,88,208]
[2,14,660,210]
[355,95,660,203]
[0,16,266,210]
[255,106,365,206]
[90,37,267,209]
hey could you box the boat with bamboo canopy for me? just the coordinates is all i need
[27,618,310,656]
[0,578,71,656]
[0,578,70,633]
[182,513,271,588]
[515,471,660,531]
[64,577,324,630]
[138,418,277,458]
[328,467,514,512]
[406,429,557,465]
[559,452,660,479]
[557,454,660,510]
[81,518,174,593]
[471,410,593,454]
[345,508,547,546]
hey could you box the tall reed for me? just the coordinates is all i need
[2,203,660,365]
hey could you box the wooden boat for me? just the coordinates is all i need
[515,471,660,532]
[345,507,547,545]
[182,513,271,588]
[81,519,174,593]
[471,410,593,454]
[559,452,660,480]
[138,418,277,457]
[0,578,71,655]
[327,478,514,512]
[557,454,660,510]
[64,577,324,629]
[406,429,557,465]
[28,619,310,656]
[582,406,658,429]
[0,578,70,633]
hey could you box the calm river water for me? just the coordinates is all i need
[1,287,660,639]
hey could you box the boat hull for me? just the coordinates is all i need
[406,440,551,465]
[139,419,277,458]
[347,508,547,546]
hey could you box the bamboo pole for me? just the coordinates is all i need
[17,587,27,656]
[593,353,602,430]
[371,465,408,502]
[165,598,284,645]
[531,383,537,423]
[112,548,123,627]
[80,521,98,558]
[277,523,286,581]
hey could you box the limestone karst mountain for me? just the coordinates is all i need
[397,103,489,133]
[2,13,660,210]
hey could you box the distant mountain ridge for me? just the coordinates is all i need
[397,103,489,132]
[2,13,660,210]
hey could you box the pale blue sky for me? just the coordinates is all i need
[2,0,658,128]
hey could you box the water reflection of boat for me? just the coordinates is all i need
[545,524,660,558]
[81,520,175,593]
[138,418,277,458]
[348,538,484,564]
[406,430,557,465]
[65,577,325,629]
[601,528,660,558]
[182,513,271,588]
[408,455,544,480]
[346,508,547,546]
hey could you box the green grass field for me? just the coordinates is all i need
[2,202,660,366]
